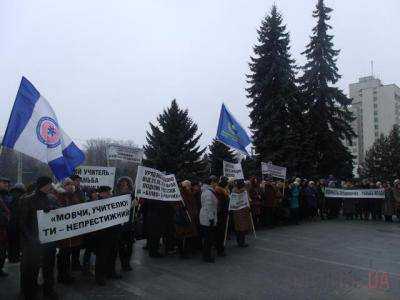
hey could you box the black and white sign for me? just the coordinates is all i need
[223,161,244,180]
[135,166,182,201]
[37,194,131,243]
[261,162,287,180]
[325,188,385,199]
[75,166,116,189]
[107,144,144,164]
[229,191,250,211]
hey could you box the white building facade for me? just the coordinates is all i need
[348,76,400,174]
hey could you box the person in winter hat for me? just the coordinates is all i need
[115,176,135,271]
[19,176,59,300]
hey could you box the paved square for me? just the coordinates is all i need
[1,220,400,299]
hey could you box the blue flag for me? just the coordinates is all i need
[216,103,251,155]
[2,77,85,180]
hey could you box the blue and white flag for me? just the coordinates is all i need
[216,103,251,155]
[2,77,85,180]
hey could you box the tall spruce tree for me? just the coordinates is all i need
[144,99,206,181]
[364,126,400,181]
[299,0,355,178]
[208,139,236,177]
[247,5,301,173]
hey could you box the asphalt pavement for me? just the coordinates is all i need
[1,219,400,300]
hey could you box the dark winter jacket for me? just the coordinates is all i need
[19,190,59,246]
[305,186,318,209]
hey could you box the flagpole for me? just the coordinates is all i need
[17,152,22,183]
[223,214,229,246]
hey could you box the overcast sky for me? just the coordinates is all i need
[1,0,399,149]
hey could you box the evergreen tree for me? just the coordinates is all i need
[299,0,355,178]
[144,99,206,181]
[247,5,301,173]
[242,155,260,179]
[208,139,236,177]
[364,126,400,181]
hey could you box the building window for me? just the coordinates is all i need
[375,125,379,130]
[374,111,378,116]
[374,103,378,109]
[373,97,377,102]
[374,117,379,123]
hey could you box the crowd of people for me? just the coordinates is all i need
[1,174,400,299]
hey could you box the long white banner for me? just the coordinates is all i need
[135,166,182,201]
[75,165,116,190]
[223,161,244,180]
[325,188,385,199]
[37,194,131,243]
[229,191,250,211]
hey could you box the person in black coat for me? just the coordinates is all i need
[19,176,59,300]
[93,186,122,286]
[115,177,136,271]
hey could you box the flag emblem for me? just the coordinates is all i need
[36,117,61,148]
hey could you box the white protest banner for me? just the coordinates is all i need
[223,161,244,180]
[325,188,385,199]
[75,166,116,189]
[37,194,131,243]
[261,162,287,180]
[135,166,182,202]
[107,144,144,164]
[229,191,250,211]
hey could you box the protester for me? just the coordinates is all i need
[0,177,11,277]
[199,176,218,263]
[56,178,83,284]
[383,182,394,222]
[262,180,277,227]
[342,181,355,220]
[231,179,252,248]
[304,181,318,221]
[115,177,135,271]
[20,176,59,300]
[93,186,122,286]
[144,197,165,258]
[176,180,199,258]
[69,174,86,271]
[373,181,383,220]
[289,178,301,225]
[392,179,400,221]
[248,177,262,228]
[274,181,285,225]
[316,180,326,220]
[7,183,26,263]
[161,201,177,256]
[214,176,230,257]
[82,188,98,276]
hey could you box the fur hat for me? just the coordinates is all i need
[36,176,53,190]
